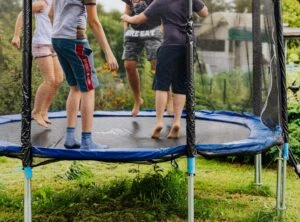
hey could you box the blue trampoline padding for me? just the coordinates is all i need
[0,143,186,162]
[194,111,282,156]
[0,110,282,162]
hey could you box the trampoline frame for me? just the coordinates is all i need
[0,110,282,162]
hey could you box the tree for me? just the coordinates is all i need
[234,0,252,13]
[282,0,300,64]
[282,0,300,28]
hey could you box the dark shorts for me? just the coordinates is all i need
[122,26,162,61]
[153,45,187,95]
[52,38,99,92]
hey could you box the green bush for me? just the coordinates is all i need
[59,161,94,181]
[28,167,187,221]
[129,166,186,207]
[288,103,300,156]
[194,70,254,112]
[0,190,22,209]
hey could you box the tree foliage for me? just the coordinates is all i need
[0,1,154,114]
[282,0,300,64]
[0,0,22,114]
[282,0,300,28]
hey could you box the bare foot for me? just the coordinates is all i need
[151,124,163,139]
[32,113,48,128]
[167,125,180,139]
[131,98,144,117]
[43,117,52,124]
[44,118,52,124]
[42,114,52,124]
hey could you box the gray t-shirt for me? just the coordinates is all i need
[144,0,205,45]
[52,0,96,39]
[122,0,161,30]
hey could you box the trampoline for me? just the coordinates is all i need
[0,110,282,163]
[0,0,293,221]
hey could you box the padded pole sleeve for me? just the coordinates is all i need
[21,0,33,167]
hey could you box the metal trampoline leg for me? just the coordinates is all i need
[187,157,195,222]
[254,154,262,186]
[24,167,32,222]
[276,143,288,213]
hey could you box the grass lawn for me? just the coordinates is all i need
[0,156,299,221]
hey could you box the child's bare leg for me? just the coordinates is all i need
[40,56,63,124]
[64,86,81,148]
[66,86,81,128]
[79,89,108,149]
[31,86,47,128]
[152,90,168,139]
[32,56,63,126]
[32,56,56,128]
[167,93,186,139]
[125,60,143,117]
[166,89,174,115]
[132,98,144,117]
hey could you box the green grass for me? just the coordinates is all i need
[0,157,299,221]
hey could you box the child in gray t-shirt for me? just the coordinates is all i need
[121,0,208,139]
[51,0,118,150]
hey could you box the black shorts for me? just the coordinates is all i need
[153,45,187,94]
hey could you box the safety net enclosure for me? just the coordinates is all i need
[0,0,284,164]
[0,0,291,221]
[194,0,280,123]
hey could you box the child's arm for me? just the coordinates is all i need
[121,13,148,25]
[48,0,54,24]
[86,5,118,71]
[11,11,23,48]
[123,4,132,30]
[11,0,47,49]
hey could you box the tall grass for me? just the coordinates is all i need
[1,157,299,221]
[26,164,187,222]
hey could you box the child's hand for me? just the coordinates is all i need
[105,53,119,72]
[121,14,130,23]
[11,36,20,49]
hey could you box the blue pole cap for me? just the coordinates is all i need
[187,157,195,175]
[24,167,32,179]
[283,143,289,160]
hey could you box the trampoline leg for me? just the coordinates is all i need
[276,143,288,213]
[187,157,195,222]
[254,154,262,186]
[24,167,32,222]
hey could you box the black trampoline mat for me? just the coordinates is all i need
[0,117,250,148]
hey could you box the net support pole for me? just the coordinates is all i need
[276,144,288,212]
[22,0,33,221]
[187,157,195,222]
[24,167,32,222]
[252,0,263,186]
[254,154,262,185]
[186,0,196,222]
[274,0,288,213]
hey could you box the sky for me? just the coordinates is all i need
[97,0,125,12]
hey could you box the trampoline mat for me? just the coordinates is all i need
[0,116,250,149]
